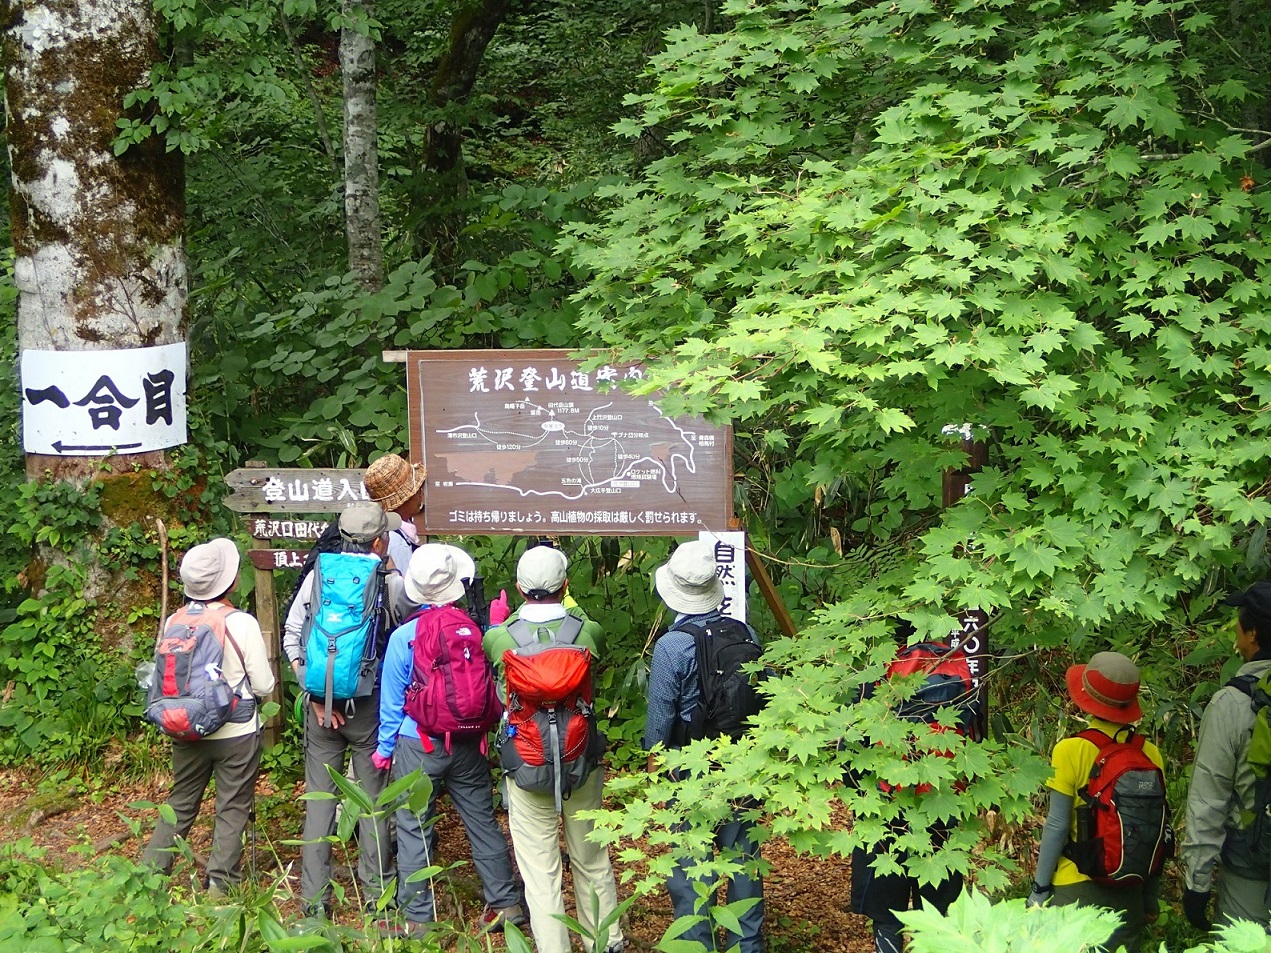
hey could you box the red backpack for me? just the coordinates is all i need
[499,615,606,813]
[403,605,501,748]
[1064,729,1171,884]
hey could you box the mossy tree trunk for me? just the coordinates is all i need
[2,0,186,483]
[341,0,382,292]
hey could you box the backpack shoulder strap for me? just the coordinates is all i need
[1076,727,1113,750]
[555,613,584,645]
[1229,673,1258,697]
[508,618,535,648]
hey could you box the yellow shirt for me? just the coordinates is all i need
[1045,718,1165,886]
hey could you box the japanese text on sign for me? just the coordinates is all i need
[702,531,747,624]
[21,343,188,455]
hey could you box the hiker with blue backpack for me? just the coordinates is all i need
[849,621,978,953]
[1028,651,1170,953]
[375,542,525,937]
[141,537,276,895]
[484,544,624,953]
[282,501,413,918]
[1182,583,1271,933]
[645,539,766,953]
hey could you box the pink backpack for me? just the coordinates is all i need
[403,605,501,744]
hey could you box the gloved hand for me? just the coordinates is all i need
[371,752,392,772]
[489,590,510,626]
[1026,882,1052,908]
[1183,889,1212,932]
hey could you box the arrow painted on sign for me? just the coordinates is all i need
[52,440,144,453]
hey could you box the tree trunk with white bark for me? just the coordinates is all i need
[341,0,382,292]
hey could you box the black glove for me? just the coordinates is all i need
[1182,889,1212,932]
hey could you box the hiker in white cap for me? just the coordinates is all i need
[375,543,524,936]
[645,539,765,953]
[484,543,625,953]
[141,537,276,896]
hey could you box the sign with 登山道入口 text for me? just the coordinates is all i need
[408,349,733,535]
[21,343,187,455]
[223,468,370,514]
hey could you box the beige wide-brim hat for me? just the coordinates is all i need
[654,540,724,615]
[405,543,476,606]
[364,453,426,513]
[181,537,241,601]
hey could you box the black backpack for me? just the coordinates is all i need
[282,521,344,624]
[678,617,766,742]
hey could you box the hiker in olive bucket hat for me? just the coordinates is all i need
[1183,583,1271,933]
[1029,652,1168,953]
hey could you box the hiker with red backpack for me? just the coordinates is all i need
[374,543,525,936]
[849,622,978,953]
[141,537,276,895]
[282,501,413,918]
[484,544,624,953]
[1182,583,1271,933]
[645,540,765,953]
[1028,651,1170,953]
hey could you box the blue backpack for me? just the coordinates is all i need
[302,552,387,723]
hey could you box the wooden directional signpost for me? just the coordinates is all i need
[223,465,371,744]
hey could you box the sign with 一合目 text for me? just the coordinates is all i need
[408,349,733,535]
[21,343,187,455]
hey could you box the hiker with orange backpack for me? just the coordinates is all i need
[1028,652,1170,953]
[1182,583,1271,932]
[484,544,624,953]
[374,543,524,936]
[849,621,978,953]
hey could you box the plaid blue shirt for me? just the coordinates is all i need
[643,609,759,750]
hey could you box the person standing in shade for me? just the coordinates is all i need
[282,501,411,917]
[375,543,525,935]
[484,545,625,953]
[142,538,276,894]
[645,540,764,953]
[362,453,426,573]
[1183,584,1271,932]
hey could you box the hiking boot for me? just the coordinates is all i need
[478,903,528,933]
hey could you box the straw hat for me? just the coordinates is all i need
[364,453,426,513]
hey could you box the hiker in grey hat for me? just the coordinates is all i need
[1183,584,1271,933]
[141,537,276,895]
[645,539,765,953]
[282,501,413,918]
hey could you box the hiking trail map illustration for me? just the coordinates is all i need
[407,350,733,534]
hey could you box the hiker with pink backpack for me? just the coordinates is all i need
[373,543,525,937]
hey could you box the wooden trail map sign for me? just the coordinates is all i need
[406,350,734,535]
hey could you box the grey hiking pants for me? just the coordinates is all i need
[391,733,521,924]
[142,730,262,888]
[300,694,391,910]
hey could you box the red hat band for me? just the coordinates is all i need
[1082,666,1138,709]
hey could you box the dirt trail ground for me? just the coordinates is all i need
[0,768,872,951]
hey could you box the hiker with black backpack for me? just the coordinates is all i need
[1182,583,1271,933]
[375,543,525,937]
[282,501,413,918]
[141,537,276,895]
[645,540,765,953]
[1028,652,1170,953]
[848,621,978,953]
[484,544,624,953]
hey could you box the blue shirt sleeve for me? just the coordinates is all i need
[643,629,698,750]
[378,618,415,757]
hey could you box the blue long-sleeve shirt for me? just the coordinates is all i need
[643,609,759,751]
[377,608,430,758]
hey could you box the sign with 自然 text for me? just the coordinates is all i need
[21,343,187,455]
[701,530,747,624]
[408,350,733,535]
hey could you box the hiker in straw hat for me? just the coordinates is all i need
[363,452,426,572]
